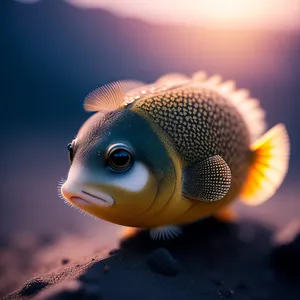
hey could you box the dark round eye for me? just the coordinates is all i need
[67,142,74,164]
[106,144,133,172]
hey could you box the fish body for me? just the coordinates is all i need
[61,72,290,237]
[131,84,250,226]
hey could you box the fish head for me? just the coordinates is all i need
[60,109,176,227]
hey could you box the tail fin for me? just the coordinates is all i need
[240,124,290,206]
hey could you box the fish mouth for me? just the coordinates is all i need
[70,190,114,207]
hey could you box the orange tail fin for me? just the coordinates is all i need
[240,124,290,206]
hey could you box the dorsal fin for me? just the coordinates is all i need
[95,71,267,143]
[122,85,156,107]
[189,71,266,142]
[122,73,189,107]
[84,80,145,112]
[155,73,190,86]
[205,74,222,86]
[192,71,207,81]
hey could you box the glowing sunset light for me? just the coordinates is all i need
[65,0,300,31]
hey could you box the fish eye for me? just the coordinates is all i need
[106,144,133,172]
[67,141,74,164]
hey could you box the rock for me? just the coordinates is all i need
[108,249,120,256]
[20,279,49,296]
[4,219,300,300]
[61,258,70,265]
[147,247,180,276]
[103,265,110,273]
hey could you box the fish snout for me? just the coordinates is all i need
[61,181,114,208]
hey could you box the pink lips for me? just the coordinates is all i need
[70,197,91,207]
[68,190,114,207]
[61,180,115,207]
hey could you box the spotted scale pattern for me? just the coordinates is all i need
[182,155,231,201]
[134,86,251,189]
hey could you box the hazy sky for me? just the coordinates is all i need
[14,0,300,30]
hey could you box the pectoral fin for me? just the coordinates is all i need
[182,155,231,201]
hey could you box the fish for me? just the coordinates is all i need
[60,71,290,240]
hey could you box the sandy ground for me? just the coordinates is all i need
[0,228,122,298]
[1,214,300,300]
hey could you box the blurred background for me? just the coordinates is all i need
[0,0,299,285]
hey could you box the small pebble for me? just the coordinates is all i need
[103,265,110,273]
[147,247,180,276]
[109,249,120,255]
[61,258,70,265]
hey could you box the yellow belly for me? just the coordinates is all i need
[127,159,248,228]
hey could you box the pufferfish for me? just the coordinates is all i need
[60,71,290,240]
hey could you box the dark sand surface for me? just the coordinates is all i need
[1,216,300,300]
